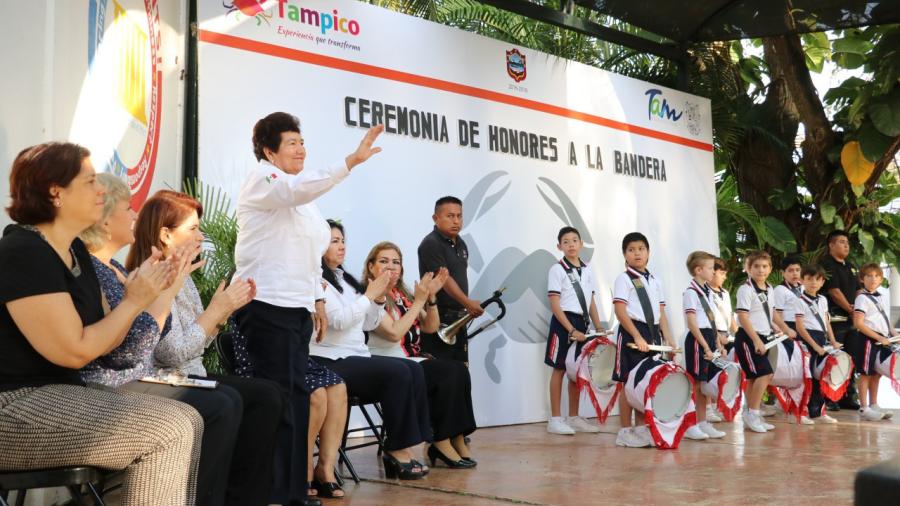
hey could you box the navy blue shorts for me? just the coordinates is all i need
[544,312,588,370]
[734,328,774,379]
[854,337,882,375]
[806,329,828,373]
[685,328,718,381]
[613,320,659,383]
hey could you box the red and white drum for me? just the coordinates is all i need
[565,335,620,423]
[875,346,900,394]
[625,357,696,449]
[767,339,812,421]
[701,359,745,422]
[812,350,854,402]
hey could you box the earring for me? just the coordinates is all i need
[53,198,61,208]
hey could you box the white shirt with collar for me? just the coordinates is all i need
[612,266,665,324]
[793,292,830,333]
[710,287,734,333]
[547,258,597,315]
[735,280,775,335]
[773,282,802,323]
[233,159,349,310]
[310,275,385,360]
[854,290,891,336]
[682,280,715,330]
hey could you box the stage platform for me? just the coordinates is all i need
[334,408,899,505]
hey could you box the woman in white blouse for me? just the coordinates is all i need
[312,221,435,480]
[365,242,478,469]
[232,112,383,506]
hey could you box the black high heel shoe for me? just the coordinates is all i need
[313,480,344,499]
[427,445,477,469]
[460,456,478,466]
[382,453,425,480]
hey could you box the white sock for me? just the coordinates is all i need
[749,409,761,417]
[551,416,564,422]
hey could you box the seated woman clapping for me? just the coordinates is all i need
[0,142,201,505]
[365,242,478,468]
[312,220,433,480]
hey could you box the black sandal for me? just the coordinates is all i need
[313,480,344,499]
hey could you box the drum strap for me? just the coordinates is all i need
[559,259,589,326]
[690,283,718,334]
[864,293,892,333]
[626,269,660,343]
[801,294,828,334]
[750,281,772,330]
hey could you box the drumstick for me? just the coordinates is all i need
[829,315,848,323]
[627,343,682,353]
[763,334,789,351]
[569,330,614,342]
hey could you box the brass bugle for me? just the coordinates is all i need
[437,287,507,346]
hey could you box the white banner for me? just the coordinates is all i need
[198,0,717,426]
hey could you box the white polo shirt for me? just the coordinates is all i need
[854,291,892,336]
[735,280,775,335]
[311,275,385,360]
[547,258,597,315]
[613,266,665,324]
[793,292,829,333]
[773,282,802,323]
[683,280,715,330]
[710,287,734,333]
[233,159,350,310]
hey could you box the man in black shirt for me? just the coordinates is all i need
[418,196,483,363]
[821,230,861,410]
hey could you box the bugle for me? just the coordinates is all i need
[437,288,507,346]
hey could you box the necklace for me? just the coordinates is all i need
[19,224,81,277]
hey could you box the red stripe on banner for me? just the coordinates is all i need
[198,30,714,152]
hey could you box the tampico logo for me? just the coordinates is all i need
[644,88,683,122]
[506,49,526,82]
[225,0,361,35]
[84,0,162,209]
[224,0,273,26]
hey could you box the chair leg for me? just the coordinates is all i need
[338,446,360,484]
[333,464,345,487]
[86,482,106,506]
[13,490,24,506]
[359,404,385,455]
[66,485,88,506]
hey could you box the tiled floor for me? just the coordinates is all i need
[332,409,899,505]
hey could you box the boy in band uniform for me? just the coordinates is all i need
[793,264,840,425]
[707,258,737,422]
[545,227,605,435]
[734,250,777,433]
[852,263,898,421]
[612,232,676,448]
[773,256,803,337]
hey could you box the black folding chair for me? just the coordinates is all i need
[0,467,109,506]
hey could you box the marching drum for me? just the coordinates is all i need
[766,338,811,420]
[811,348,854,401]
[565,334,620,423]
[875,345,900,394]
[701,357,745,422]
[625,357,696,449]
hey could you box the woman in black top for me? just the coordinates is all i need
[0,142,202,505]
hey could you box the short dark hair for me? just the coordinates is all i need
[557,226,580,243]
[434,196,462,213]
[252,112,300,162]
[826,230,849,244]
[7,142,90,225]
[621,232,649,254]
[801,264,826,279]
[713,258,728,272]
[780,256,802,271]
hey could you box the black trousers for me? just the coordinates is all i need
[234,300,311,505]
[833,321,859,402]
[120,380,242,506]
[421,307,470,363]
[420,358,477,441]
[312,355,432,451]
[208,374,285,506]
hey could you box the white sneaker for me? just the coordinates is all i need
[566,416,601,433]
[684,425,709,440]
[817,414,838,424]
[706,406,723,423]
[742,411,767,433]
[615,427,650,448]
[871,404,894,419]
[860,407,886,421]
[788,415,815,425]
[699,421,726,438]
[547,417,575,435]
[633,425,655,447]
[762,404,777,417]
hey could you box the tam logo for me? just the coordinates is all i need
[645,89,683,122]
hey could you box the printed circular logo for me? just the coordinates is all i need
[80,0,162,209]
